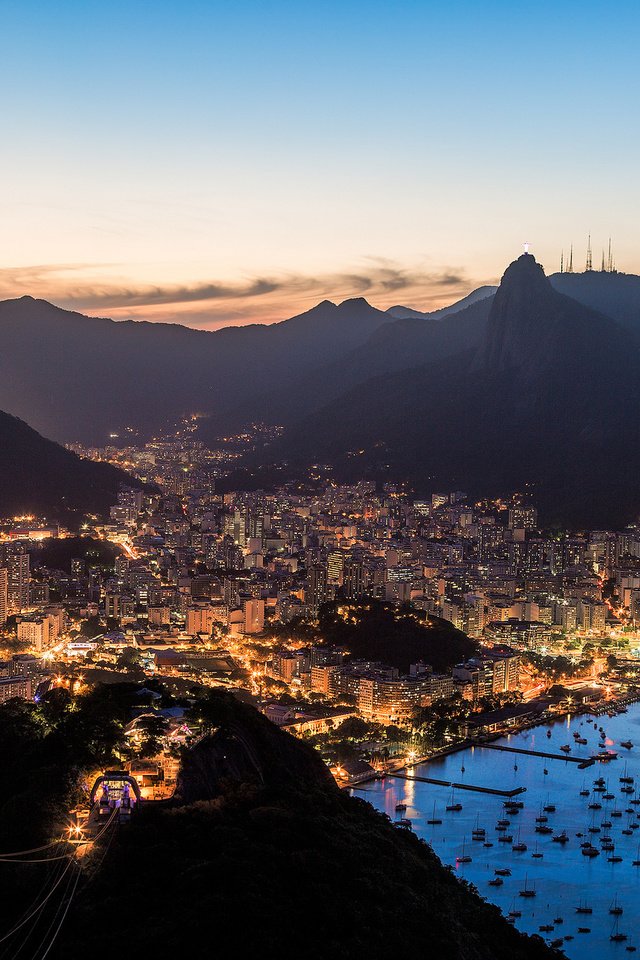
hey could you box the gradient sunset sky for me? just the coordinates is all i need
[1,0,639,328]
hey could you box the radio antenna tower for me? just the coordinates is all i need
[586,234,593,272]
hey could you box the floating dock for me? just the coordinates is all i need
[387,772,527,797]
[480,744,594,768]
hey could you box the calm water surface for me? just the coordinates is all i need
[355,705,640,958]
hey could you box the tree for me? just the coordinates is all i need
[333,692,357,708]
[116,648,142,671]
[384,724,408,744]
[80,615,102,639]
[137,714,168,758]
[335,717,370,740]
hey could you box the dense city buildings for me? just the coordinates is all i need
[2,425,640,754]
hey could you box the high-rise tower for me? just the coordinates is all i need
[0,542,30,614]
[0,568,7,626]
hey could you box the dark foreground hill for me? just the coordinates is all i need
[55,690,553,960]
[0,408,140,519]
[0,684,555,960]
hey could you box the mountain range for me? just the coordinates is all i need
[271,255,640,527]
[3,265,639,447]
[387,284,497,320]
[0,295,392,444]
[2,258,640,524]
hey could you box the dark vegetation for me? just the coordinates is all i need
[0,684,136,850]
[30,535,121,572]
[319,599,479,673]
[0,408,142,520]
[0,684,554,960]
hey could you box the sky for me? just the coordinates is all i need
[1,0,639,329]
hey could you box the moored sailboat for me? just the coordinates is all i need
[518,874,536,898]
[456,837,472,864]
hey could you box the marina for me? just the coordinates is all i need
[355,703,640,959]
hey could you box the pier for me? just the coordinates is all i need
[480,744,594,768]
[387,772,527,797]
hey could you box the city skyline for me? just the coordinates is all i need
[2,0,639,328]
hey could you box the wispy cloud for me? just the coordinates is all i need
[0,260,485,329]
[59,277,282,309]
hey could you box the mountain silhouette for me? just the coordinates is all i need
[273,254,640,527]
[247,294,493,427]
[475,253,625,373]
[387,284,497,320]
[0,296,391,444]
[549,269,640,333]
[4,259,640,525]
[0,408,139,518]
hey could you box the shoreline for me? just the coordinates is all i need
[347,690,640,788]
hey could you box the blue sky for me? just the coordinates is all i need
[1,0,638,326]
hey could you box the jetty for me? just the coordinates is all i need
[480,744,594,768]
[387,772,527,798]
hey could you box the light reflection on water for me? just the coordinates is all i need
[355,706,640,958]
